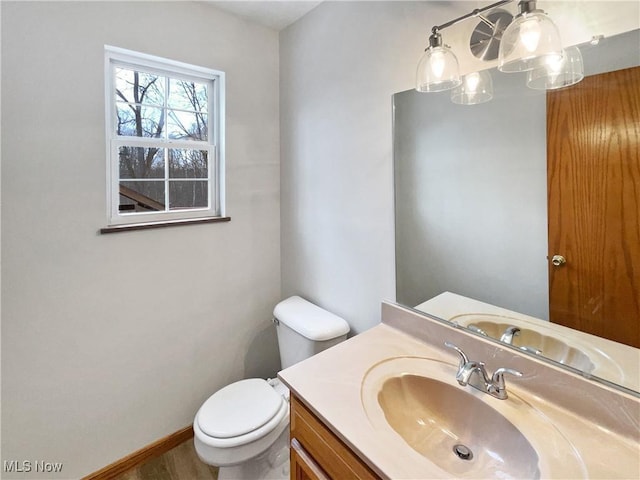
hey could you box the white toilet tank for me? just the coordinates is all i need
[273,296,350,369]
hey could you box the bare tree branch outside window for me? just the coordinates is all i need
[115,67,209,211]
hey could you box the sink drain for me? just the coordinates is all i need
[453,444,473,461]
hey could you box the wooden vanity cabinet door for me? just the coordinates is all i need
[290,394,380,480]
[291,439,329,480]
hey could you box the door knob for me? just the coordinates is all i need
[551,255,566,267]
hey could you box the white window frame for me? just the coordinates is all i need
[104,45,225,226]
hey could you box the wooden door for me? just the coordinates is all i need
[547,66,640,348]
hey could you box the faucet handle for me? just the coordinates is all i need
[488,367,523,399]
[444,341,469,368]
[491,367,523,385]
[467,324,488,336]
[519,345,543,355]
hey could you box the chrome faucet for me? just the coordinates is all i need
[500,326,521,344]
[444,342,523,400]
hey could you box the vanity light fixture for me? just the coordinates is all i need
[526,45,584,90]
[497,0,563,72]
[416,31,461,92]
[415,0,575,101]
[415,0,512,93]
[451,70,494,105]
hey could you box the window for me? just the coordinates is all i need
[104,46,225,227]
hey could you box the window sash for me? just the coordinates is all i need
[105,46,225,226]
[112,68,211,141]
[110,140,218,221]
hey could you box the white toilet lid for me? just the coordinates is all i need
[197,378,284,439]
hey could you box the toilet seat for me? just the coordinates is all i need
[196,378,287,449]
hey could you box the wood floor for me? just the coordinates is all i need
[113,439,218,480]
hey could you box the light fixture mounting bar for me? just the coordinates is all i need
[431,0,513,34]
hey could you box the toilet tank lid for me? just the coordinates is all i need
[273,296,350,341]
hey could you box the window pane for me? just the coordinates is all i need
[119,146,164,179]
[167,110,207,141]
[169,149,208,178]
[119,181,165,212]
[169,181,208,210]
[168,79,207,112]
[116,104,165,138]
[115,68,164,106]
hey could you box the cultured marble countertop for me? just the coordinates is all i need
[278,314,640,479]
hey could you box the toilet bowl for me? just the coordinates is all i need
[194,296,350,480]
[194,378,290,479]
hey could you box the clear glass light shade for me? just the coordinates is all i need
[416,46,461,92]
[498,11,563,72]
[527,46,584,90]
[451,71,493,105]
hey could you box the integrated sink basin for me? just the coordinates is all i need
[361,356,587,479]
[379,374,539,478]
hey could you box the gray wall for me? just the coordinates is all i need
[279,1,458,334]
[1,2,280,477]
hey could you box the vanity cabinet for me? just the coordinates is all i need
[290,394,380,480]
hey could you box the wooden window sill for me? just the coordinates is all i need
[100,216,230,234]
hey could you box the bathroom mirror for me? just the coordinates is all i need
[393,29,640,394]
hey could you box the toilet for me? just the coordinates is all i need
[193,296,350,480]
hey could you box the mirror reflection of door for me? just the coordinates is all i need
[547,66,640,348]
